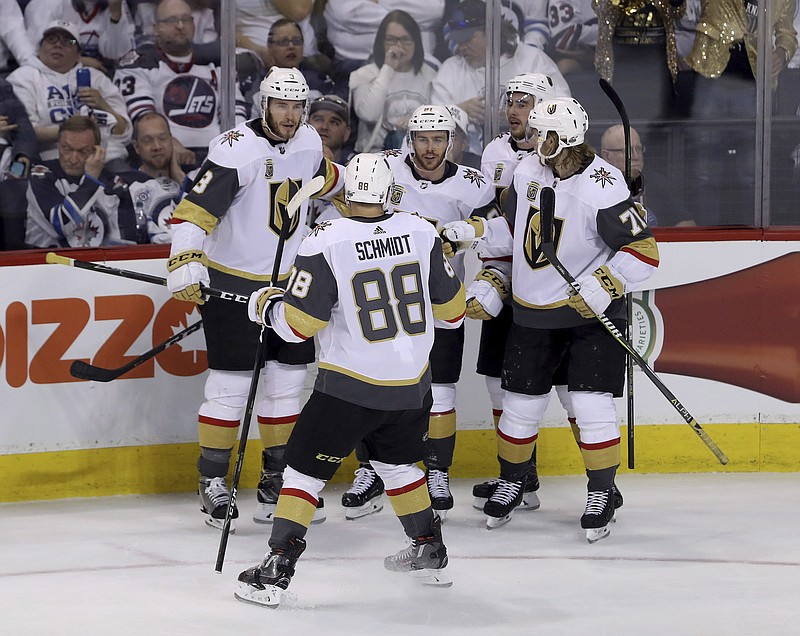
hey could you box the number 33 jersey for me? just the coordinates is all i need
[273,212,466,410]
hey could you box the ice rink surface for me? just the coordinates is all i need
[2,473,799,636]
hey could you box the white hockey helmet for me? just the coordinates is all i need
[406,104,456,166]
[260,66,310,127]
[345,153,394,206]
[527,97,589,160]
[506,72,556,103]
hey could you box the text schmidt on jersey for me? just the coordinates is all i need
[355,234,413,261]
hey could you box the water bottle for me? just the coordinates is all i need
[135,199,149,244]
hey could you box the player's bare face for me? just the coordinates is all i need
[412,131,448,172]
[267,99,305,140]
[506,93,535,140]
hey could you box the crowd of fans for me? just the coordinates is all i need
[0,0,798,249]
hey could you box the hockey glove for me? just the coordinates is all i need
[248,286,285,327]
[166,250,210,304]
[440,217,486,258]
[466,267,510,320]
[567,265,625,319]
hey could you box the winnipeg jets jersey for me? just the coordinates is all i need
[114,45,247,150]
[172,120,342,287]
[121,171,185,244]
[271,212,466,410]
[547,0,598,53]
[487,154,659,328]
[383,152,496,280]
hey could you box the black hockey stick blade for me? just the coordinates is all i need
[69,320,204,382]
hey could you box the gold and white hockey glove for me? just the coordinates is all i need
[166,250,210,304]
[247,286,285,326]
[466,267,510,320]
[439,217,486,258]
[567,265,625,319]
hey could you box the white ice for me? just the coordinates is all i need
[2,473,799,636]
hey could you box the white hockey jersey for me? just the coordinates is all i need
[271,211,465,410]
[383,151,496,280]
[484,154,660,328]
[7,59,132,162]
[172,121,343,287]
[114,45,247,151]
[548,0,598,54]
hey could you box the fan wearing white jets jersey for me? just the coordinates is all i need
[443,97,659,540]
[166,67,343,532]
[236,153,465,607]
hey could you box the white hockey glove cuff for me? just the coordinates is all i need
[166,250,210,304]
[567,265,625,319]
[466,267,510,320]
[248,286,285,326]
[440,217,486,258]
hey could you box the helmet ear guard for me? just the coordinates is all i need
[406,104,457,168]
[527,97,589,160]
[260,66,310,131]
[345,153,394,206]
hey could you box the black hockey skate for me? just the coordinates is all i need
[341,465,384,520]
[612,481,623,509]
[384,515,451,587]
[426,468,453,521]
[483,478,524,529]
[581,488,616,543]
[198,475,238,532]
[234,537,307,607]
[473,464,540,512]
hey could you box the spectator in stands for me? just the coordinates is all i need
[114,0,247,167]
[0,0,35,77]
[501,0,548,51]
[131,0,218,47]
[445,103,479,168]
[323,0,445,75]
[599,124,694,227]
[236,0,317,69]
[0,77,38,250]
[350,10,435,153]
[8,20,132,170]
[25,0,135,73]
[25,115,136,247]
[431,0,568,156]
[119,111,186,243]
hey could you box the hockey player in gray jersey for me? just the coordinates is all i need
[341,104,495,521]
[235,153,465,608]
[443,97,659,540]
[166,67,343,532]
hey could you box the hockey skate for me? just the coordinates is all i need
[426,468,453,521]
[483,478,524,529]
[253,470,326,524]
[198,476,238,532]
[472,467,541,512]
[341,465,384,520]
[384,516,452,587]
[612,482,623,510]
[581,488,615,543]
[234,537,307,608]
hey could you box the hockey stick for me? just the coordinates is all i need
[69,320,203,382]
[45,253,250,304]
[599,77,635,469]
[538,187,728,465]
[215,175,325,572]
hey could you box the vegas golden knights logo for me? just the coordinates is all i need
[494,163,504,183]
[526,181,539,202]
[264,159,274,179]
[523,204,563,270]
[547,103,557,115]
[390,184,404,206]
[269,179,302,237]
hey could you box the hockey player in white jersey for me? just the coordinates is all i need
[443,97,659,540]
[235,153,465,608]
[166,67,343,532]
[339,104,495,521]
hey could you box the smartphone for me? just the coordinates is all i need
[9,159,28,179]
[76,67,91,90]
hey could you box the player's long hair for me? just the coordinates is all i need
[541,132,596,178]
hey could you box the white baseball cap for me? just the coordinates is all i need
[42,20,81,47]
